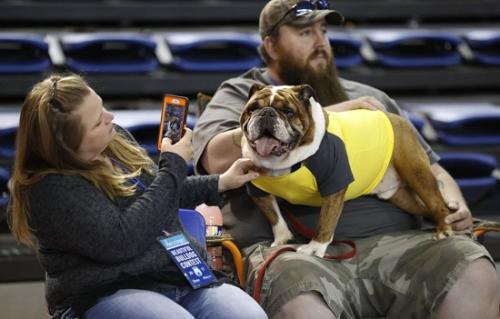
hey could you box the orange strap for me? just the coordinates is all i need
[221,240,245,287]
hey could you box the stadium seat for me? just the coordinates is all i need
[0,33,50,73]
[164,32,261,72]
[439,152,499,205]
[463,29,500,66]
[60,33,158,73]
[0,127,16,159]
[0,167,10,212]
[410,102,500,146]
[363,29,463,68]
[328,32,364,68]
[179,208,206,245]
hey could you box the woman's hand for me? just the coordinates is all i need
[160,128,193,163]
[325,96,386,112]
[218,158,259,192]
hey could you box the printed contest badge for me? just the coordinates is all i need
[159,232,216,289]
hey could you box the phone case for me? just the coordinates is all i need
[157,94,189,150]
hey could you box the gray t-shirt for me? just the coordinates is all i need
[193,67,438,248]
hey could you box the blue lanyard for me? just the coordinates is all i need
[110,158,147,191]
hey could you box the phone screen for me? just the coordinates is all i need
[158,95,189,150]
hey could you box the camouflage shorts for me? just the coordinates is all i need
[244,230,493,319]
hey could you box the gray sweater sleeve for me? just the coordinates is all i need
[29,152,219,264]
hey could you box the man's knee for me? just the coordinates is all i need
[462,258,497,290]
[437,257,498,318]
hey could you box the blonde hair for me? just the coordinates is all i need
[9,73,154,246]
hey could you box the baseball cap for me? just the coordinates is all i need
[259,0,344,39]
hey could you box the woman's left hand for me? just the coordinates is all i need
[218,158,259,192]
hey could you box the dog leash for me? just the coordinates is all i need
[252,207,356,303]
[283,208,357,260]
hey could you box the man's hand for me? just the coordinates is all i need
[432,163,473,233]
[324,96,386,112]
[445,200,473,233]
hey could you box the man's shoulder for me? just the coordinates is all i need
[219,67,270,88]
[339,77,389,100]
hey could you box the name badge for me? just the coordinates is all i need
[158,232,216,289]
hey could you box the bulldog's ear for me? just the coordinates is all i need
[248,83,266,100]
[296,84,317,103]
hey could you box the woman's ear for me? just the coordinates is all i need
[263,36,279,61]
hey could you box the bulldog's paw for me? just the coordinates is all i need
[433,227,454,240]
[271,222,293,247]
[297,240,328,258]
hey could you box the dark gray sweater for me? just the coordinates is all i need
[28,135,222,316]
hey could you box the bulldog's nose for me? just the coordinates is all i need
[261,107,276,118]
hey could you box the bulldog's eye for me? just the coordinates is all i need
[282,107,295,117]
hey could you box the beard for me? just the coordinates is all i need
[275,48,349,106]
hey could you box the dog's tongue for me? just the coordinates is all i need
[255,136,281,157]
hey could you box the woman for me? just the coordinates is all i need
[9,74,266,319]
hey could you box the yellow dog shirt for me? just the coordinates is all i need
[248,110,394,206]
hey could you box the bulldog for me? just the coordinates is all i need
[240,84,453,257]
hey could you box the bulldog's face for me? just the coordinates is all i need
[240,84,319,165]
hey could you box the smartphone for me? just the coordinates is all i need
[157,94,190,150]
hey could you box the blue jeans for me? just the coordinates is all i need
[78,284,267,319]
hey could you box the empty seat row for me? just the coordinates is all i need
[2,103,500,158]
[0,105,499,208]
[1,29,500,74]
[407,102,500,146]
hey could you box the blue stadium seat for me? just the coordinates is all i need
[0,127,16,158]
[164,32,261,72]
[364,30,463,68]
[179,208,206,245]
[410,102,500,146]
[328,32,363,68]
[438,152,498,204]
[407,112,425,132]
[0,167,10,211]
[0,33,50,73]
[60,33,158,73]
[463,30,500,66]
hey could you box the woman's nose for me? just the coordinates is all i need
[105,111,114,123]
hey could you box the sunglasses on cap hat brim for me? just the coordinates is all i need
[266,0,343,36]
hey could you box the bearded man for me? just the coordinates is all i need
[192,1,498,318]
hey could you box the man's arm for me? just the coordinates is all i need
[323,96,386,112]
[201,128,242,174]
[431,163,473,232]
